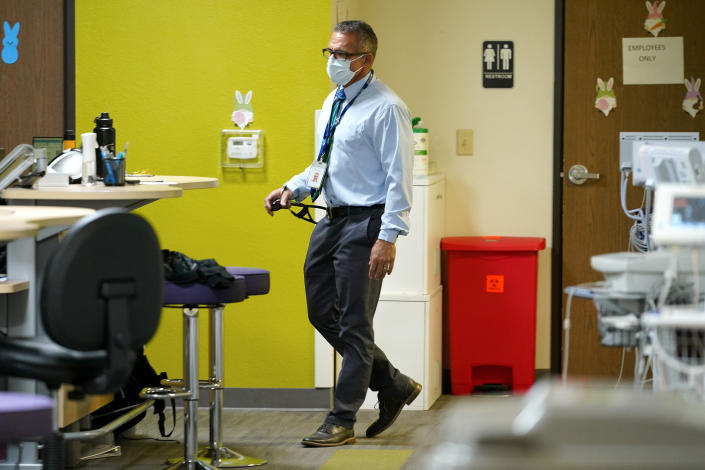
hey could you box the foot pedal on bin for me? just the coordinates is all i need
[473,383,511,395]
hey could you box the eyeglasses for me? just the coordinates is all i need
[322,48,368,60]
[272,199,328,224]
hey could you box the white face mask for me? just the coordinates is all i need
[326,55,364,86]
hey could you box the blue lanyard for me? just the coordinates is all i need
[317,70,374,160]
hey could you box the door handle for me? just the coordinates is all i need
[568,164,600,185]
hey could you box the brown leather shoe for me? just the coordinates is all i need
[301,423,355,447]
[365,379,422,438]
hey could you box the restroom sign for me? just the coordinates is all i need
[482,41,514,88]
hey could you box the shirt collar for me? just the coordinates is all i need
[341,71,373,99]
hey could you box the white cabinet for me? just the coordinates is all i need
[361,288,443,410]
[360,174,445,410]
[382,174,445,295]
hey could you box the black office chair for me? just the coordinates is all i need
[0,208,163,468]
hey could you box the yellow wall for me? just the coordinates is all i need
[76,0,555,388]
[337,0,555,369]
[76,0,330,387]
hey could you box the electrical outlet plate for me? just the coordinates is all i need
[457,129,474,156]
[220,129,264,169]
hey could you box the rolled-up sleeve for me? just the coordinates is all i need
[375,104,414,243]
[283,165,313,202]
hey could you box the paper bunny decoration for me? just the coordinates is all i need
[682,77,703,118]
[595,77,617,117]
[232,90,254,130]
[644,1,666,37]
[2,21,20,64]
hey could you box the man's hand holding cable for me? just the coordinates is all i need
[369,239,395,280]
[264,187,294,215]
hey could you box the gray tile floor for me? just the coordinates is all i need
[75,394,480,470]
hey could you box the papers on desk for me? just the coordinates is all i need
[37,172,69,187]
[136,180,175,185]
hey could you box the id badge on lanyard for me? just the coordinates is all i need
[306,160,327,189]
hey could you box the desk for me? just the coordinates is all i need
[1,206,94,318]
[2,180,181,211]
[1,175,218,372]
[1,178,217,467]
[0,207,95,295]
[1,176,216,400]
[0,205,95,364]
[1,206,97,341]
[1,175,217,210]
[1,175,216,336]
[0,205,95,295]
[126,174,219,190]
[0,206,100,466]
[0,206,94,240]
[2,175,218,207]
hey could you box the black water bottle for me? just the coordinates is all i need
[93,112,116,179]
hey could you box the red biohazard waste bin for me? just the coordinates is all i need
[441,236,545,394]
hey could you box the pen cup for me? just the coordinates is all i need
[103,157,126,186]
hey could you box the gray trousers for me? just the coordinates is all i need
[304,209,403,428]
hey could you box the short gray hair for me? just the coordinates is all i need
[334,20,378,57]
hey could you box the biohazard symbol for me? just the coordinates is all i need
[486,275,504,293]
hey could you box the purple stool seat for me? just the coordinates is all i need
[225,267,270,296]
[164,274,247,305]
[0,392,53,442]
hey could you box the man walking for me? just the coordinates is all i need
[265,20,420,447]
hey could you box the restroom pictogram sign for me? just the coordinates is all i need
[486,274,505,293]
[482,40,514,88]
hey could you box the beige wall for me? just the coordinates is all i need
[335,0,555,369]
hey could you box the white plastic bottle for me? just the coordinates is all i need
[81,132,97,186]
[412,118,429,175]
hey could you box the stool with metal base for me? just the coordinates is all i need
[194,267,270,468]
[143,267,269,469]
[143,274,247,470]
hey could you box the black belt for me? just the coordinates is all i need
[328,204,385,219]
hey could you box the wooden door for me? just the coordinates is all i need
[0,0,64,154]
[562,0,705,377]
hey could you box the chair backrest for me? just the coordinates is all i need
[40,208,163,393]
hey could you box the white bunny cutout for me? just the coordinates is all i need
[232,90,254,130]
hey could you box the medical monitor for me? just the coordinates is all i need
[653,183,705,246]
[633,144,705,188]
[621,131,698,173]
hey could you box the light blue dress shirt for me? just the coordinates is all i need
[285,73,414,243]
